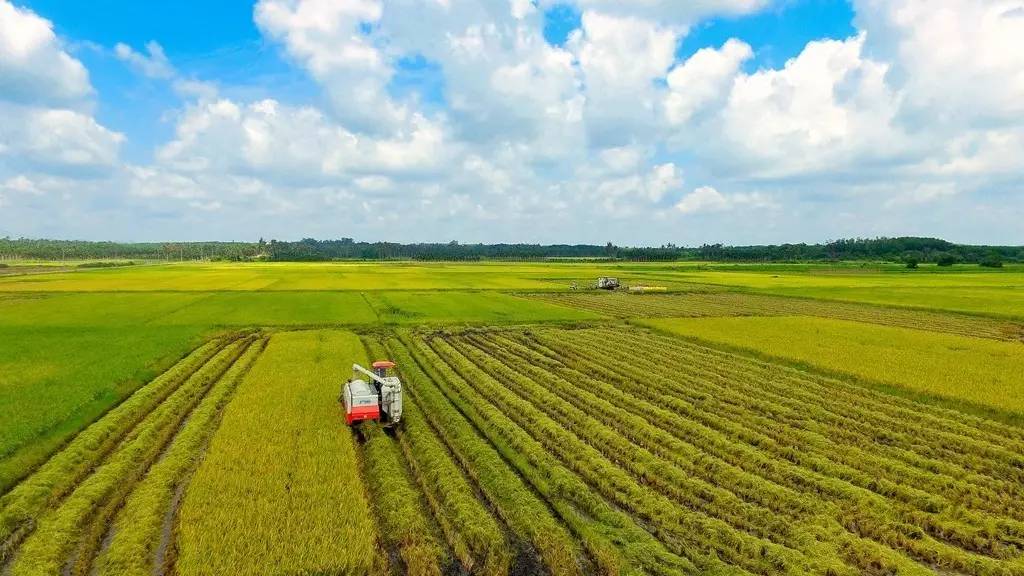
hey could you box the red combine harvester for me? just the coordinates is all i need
[341,361,403,427]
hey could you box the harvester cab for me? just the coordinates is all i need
[341,361,403,427]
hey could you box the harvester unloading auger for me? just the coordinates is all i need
[341,361,403,427]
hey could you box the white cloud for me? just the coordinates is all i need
[155,97,449,182]
[664,34,909,180]
[856,0,1024,126]
[883,182,958,209]
[115,41,175,79]
[4,0,1024,245]
[665,39,751,125]
[4,106,124,171]
[254,0,409,133]
[675,186,773,214]
[0,2,122,182]
[557,0,770,27]
[0,0,91,107]
[568,11,679,146]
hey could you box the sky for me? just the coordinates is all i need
[0,0,1022,245]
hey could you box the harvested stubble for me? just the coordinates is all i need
[427,334,813,576]
[174,330,384,576]
[528,291,1024,340]
[5,336,256,576]
[419,325,1024,576]
[360,422,446,576]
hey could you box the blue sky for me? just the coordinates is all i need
[1,0,1021,244]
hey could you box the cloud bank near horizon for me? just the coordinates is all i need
[0,0,1022,244]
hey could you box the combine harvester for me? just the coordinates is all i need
[341,361,403,427]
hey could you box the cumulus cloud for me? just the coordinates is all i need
[675,186,774,215]
[567,11,679,146]
[556,0,770,27]
[664,39,751,125]
[3,0,1024,244]
[0,104,123,173]
[254,0,410,133]
[155,97,449,183]
[0,0,91,107]
[0,0,122,183]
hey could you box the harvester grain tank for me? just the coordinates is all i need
[342,361,403,426]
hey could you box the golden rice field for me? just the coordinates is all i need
[527,291,1024,341]
[2,262,1023,575]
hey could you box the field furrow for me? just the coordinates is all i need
[91,337,267,576]
[590,327,1024,475]
[0,335,230,559]
[514,326,1024,574]
[362,337,511,576]
[555,331,1024,561]
[455,334,812,548]
[426,334,820,575]
[5,336,257,576]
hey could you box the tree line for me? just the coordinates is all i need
[0,236,1019,265]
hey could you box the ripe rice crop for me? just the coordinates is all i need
[528,291,1024,340]
[174,330,384,576]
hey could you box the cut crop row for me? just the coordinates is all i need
[92,337,266,576]
[592,327,1024,481]
[362,336,510,576]
[523,326,1024,575]
[0,334,232,558]
[562,330,1024,559]
[387,332,692,573]
[425,333,821,576]
[453,335,813,549]
[4,335,258,576]
[516,329,944,575]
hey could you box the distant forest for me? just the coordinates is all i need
[0,237,1020,265]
